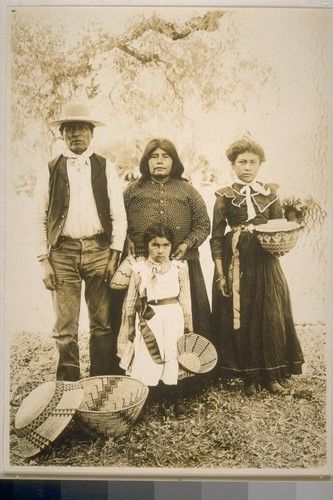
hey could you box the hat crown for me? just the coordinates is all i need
[48,101,106,127]
[61,102,93,121]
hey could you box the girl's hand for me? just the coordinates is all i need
[128,327,136,342]
[184,317,193,335]
[128,315,136,342]
[217,277,231,297]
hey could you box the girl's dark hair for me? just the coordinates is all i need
[143,223,175,256]
[226,137,266,164]
[59,121,95,134]
[139,139,185,180]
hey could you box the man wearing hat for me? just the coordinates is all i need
[34,102,127,381]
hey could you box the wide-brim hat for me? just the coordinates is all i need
[14,381,84,458]
[48,102,106,127]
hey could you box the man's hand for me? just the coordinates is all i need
[172,243,188,261]
[105,250,121,285]
[40,259,56,291]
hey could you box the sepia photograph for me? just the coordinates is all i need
[3,3,332,479]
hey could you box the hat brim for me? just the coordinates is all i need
[48,117,106,127]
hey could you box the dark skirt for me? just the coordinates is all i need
[211,230,304,382]
[187,259,212,341]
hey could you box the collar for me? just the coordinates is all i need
[235,180,271,196]
[146,257,171,274]
[150,177,172,186]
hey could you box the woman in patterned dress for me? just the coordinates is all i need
[210,138,304,396]
[123,138,212,343]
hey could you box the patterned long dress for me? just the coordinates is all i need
[210,182,304,383]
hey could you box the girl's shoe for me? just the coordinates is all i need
[243,381,257,396]
[174,401,186,420]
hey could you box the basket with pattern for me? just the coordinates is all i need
[254,219,302,256]
[14,381,84,458]
[75,376,149,439]
[177,334,218,374]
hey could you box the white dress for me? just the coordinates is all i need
[122,260,191,386]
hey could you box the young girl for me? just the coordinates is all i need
[210,138,304,396]
[120,222,193,418]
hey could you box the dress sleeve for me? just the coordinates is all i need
[182,185,211,250]
[177,263,192,318]
[124,271,141,316]
[210,192,228,260]
[269,194,284,219]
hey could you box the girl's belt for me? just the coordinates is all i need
[147,297,178,306]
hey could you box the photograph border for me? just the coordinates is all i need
[1,0,333,482]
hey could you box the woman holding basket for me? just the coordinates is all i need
[210,137,304,396]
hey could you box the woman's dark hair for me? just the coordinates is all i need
[59,121,95,134]
[226,137,266,164]
[143,223,175,256]
[139,139,185,180]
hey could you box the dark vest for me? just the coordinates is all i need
[47,153,112,246]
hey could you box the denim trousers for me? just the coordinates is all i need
[49,234,118,381]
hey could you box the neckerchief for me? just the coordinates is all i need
[62,145,94,170]
[146,257,171,286]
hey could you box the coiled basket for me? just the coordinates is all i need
[254,219,302,256]
[177,334,218,374]
[76,376,149,439]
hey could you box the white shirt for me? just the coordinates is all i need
[33,149,127,258]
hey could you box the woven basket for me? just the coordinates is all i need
[14,381,84,458]
[254,219,302,255]
[75,376,149,439]
[177,334,218,374]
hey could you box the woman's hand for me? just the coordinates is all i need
[172,243,188,260]
[217,277,231,297]
[275,251,286,257]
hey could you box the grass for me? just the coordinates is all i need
[8,323,327,471]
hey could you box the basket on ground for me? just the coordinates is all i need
[75,376,149,439]
[177,334,218,374]
[254,219,302,256]
[14,381,84,458]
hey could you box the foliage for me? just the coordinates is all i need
[9,8,279,193]
[282,195,326,226]
[9,325,327,470]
